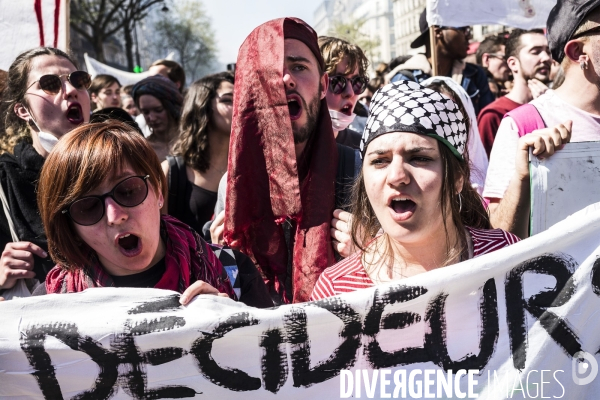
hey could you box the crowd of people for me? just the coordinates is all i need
[0,0,596,310]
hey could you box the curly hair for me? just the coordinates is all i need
[0,47,78,154]
[171,72,234,173]
[318,36,370,77]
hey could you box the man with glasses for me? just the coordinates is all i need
[484,0,600,239]
[478,29,551,157]
[387,8,493,115]
[318,36,369,150]
[476,34,511,98]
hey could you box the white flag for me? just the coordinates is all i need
[0,0,68,71]
[427,0,557,30]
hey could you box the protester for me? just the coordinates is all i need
[483,1,600,239]
[162,72,234,233]
[132,75,183,161]
[149,59,186,93]
[89,74,121,111]
[214,18,358,304]
[121,84,140,117]
[477,29,551,156]
[311,81,519,300]
[318,36,369,150]
[33,121,272,308]
[0,47,91,297]
[422,76,489,195]
[386,8,494,114]
[476,34,510,97]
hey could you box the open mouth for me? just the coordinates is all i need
[117,233,142,257]
[390,198,416,220]
[340,104,353,116]
[66,103,84,125]
[287,95,302,120]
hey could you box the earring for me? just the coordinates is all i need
[159,202,163,208]
[580,60,589,70]
[458,193,463,213]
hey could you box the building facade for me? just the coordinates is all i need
[314,0,506,69]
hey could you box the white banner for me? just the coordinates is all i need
[427,0,557,30]
[3,203,600,399]
[0,0,68,71]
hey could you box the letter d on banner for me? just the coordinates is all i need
[340,370,353,398]
[572,351,599,385]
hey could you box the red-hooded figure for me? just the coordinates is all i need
[224,18,338,303]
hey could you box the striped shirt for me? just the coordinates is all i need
[310,227,520,301]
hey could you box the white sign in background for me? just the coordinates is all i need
[0,0,68,71]
[427,0,557,30]
[3,203,600,399]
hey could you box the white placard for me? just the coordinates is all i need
[530,141,600,235]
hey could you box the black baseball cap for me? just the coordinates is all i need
[547,0,600,62]
[410,9,430,49]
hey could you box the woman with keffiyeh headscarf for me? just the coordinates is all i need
[312,80,520,300]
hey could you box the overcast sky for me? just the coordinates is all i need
[203,0,324,66]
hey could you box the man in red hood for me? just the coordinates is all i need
[219,18,357,304]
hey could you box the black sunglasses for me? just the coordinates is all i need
[27,71,92,95]
[329,75,368,95]
[62,175,149,226]
[441,26,472,37]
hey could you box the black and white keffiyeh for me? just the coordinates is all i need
[360,80,467,160]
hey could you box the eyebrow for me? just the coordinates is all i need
[286,55,311,64]
[366,146,436,156]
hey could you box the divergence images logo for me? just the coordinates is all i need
[572,351,598,385]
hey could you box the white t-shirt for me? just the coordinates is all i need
[483,90,600,199]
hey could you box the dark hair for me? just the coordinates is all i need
[388,55,411,71]
[38,121,166,270]
[318,36,370,77]
[150,59,186,92]
[505,29,545,59]
[121,84,134,96]
[350,132,490,277]
[172,72,234,173]
[89,74,121,111]
[0,47,78,154]
[476,35,506,65]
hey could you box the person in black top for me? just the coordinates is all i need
[0,47,91,298]
[161,72,234,233]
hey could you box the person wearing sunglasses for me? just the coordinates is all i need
[32,121,272,308]
[386,8,493,115]
[0,47,91,300]
[162,72,235,234]
[476,34,511,98]
[318,36,369,151]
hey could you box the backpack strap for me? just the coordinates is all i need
[335,144,358,211]
[504,103,546,137]
[166,155,188,221]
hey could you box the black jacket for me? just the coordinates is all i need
[0,141,53,282]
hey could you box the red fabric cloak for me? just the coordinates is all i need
[224,18,337,303]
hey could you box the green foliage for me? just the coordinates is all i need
[328,18,381,61]
[154,0,216,82]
